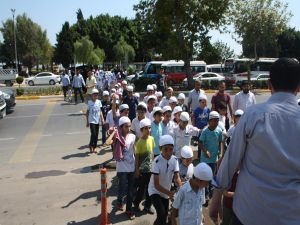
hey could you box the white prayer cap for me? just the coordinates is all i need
[193,163,213,181]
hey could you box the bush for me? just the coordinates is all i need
[16,88,25,96]
[200,80,221,90]
[23,86,62,96]
[16,76,24,87]
[251,80,268,89]
[127,66,134,75]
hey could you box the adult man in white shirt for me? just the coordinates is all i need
[232,80,256,112]
[188,79,205,113]
[210,58,300,225]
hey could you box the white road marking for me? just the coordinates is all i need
[0,138,15,141]
[66,131,88,135]
[6,112,84,119]
[40,134,53,137]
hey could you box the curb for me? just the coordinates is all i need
[16,95,63,100]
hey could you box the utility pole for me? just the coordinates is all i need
[11,9,18,73]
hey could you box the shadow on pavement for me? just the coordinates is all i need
[66,215,100,225]
[62,152,90,160]
[98,146,112,156]
[62,190,100,209]
[78,144,90,150]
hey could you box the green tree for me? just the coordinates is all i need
[277,28,300,60]
[113,37,135,67]
[231,0,291,58]
[74,36,105,66]
[0,13,52,72]
[74,36,94,65]
[134,0,231,87]
[53,22,77,68]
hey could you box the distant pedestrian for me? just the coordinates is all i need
[161,106,176,136]
[188,79,206,113]
[211,81,233,130]
[100,91,111,145]
[86,89,104,153]
[177,93,188,112]
[148,135,182,225]
[192,95,210,158]
[86,71,97,100]
[151,107,163,157]
[232,80,256,112]
[131,102,147,139]
[72,70,86,104]
[122,85,138,121]
[159,87,174,108]
[61,69,70,101]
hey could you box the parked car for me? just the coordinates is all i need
[126,71,143,82]
[250,73,270,81]
[25,72,60,86]
[183,72,225,87]
[0,95,6,119]
[0,87,16,112]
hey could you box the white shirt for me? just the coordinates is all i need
[116,133,136,173]
[162,120,176,136]
[159,96,170,108]
[188,89,205,112]
[148,154,179,199]
[232,91,256,112]
[87,99,102,124]
[216,92,300,225]
[105,110,119,128]
[131,117,143,139]
[145,108,154,122]
[172,181,205,225]
[172,124,199,158]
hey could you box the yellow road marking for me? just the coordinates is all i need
[9,102,55,164]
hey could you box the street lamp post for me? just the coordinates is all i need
[11,9,18,73]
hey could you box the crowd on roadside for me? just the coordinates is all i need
[68,58,300,225]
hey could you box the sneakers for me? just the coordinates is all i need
[144,207,155,215]
[126,211,135,220]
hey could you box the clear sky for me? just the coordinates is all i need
[0,0,299,55]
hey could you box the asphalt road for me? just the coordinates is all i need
[0,92,290,225]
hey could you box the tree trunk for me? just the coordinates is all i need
[254,42,258,59]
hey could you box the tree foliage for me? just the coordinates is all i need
[113,37,135,66]
[134,0,232,87]
[277,28,300,60]
[0,13,52,72]
[74,36,105,66]
[231,0,292,58]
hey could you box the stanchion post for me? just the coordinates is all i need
[100,168,110,225]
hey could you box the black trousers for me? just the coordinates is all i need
[62,86,68,98]
[151,194,169,225]
[101,124,106,144]
[74,87,84,103]
[89,123,99,148]
[134,172,152,209]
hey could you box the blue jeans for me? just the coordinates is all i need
[117,172,135,212]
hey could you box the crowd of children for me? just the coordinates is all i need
[83,78,246,224]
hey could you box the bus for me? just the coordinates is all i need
[206,64,225,74]
[162,60,207,85]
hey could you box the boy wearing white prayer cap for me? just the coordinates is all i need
[172,162,212,225]
[179,146,194,183]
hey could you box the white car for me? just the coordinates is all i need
[183,72,225,86]
[25,72,60,86]
[250,73,270,81]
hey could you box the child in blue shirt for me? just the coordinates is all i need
[192,95,210,158]
[199,111,224,201]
